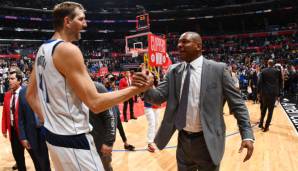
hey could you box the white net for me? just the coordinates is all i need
[131,50,138,58]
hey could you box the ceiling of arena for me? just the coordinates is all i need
[1,0,279,11]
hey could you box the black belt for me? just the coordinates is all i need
[181,130,203,137]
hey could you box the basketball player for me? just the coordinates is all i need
[26,2,152,170]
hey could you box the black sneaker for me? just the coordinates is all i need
[258,123,264,129]
[131,116,137,120]
[124,144,135,151]
[12,163,17,170]
[263,127,269,132]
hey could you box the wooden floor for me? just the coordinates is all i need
[0,100,297,171]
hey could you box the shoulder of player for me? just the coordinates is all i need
[53,42,84,73]
[55,42,82,58]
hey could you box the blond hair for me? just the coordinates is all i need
[53,1,84,30]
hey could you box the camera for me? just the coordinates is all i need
[107,75,115,82]
[105,74,115,83]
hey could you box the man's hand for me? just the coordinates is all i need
[3,133,7,138]
[132,71,154,91]
[101,144,113,156]
[132,72,148,87]
[21,140,31,150]
[238,140,254,162]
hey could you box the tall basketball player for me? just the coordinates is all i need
[26,2,152,170]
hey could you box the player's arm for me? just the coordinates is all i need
[26,66,44,123]
[53,42,151,113]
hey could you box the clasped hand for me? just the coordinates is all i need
[131,70,154,91]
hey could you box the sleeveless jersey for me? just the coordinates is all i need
[35,39,91,135]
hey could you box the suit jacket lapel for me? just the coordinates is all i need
[175,63,185,100]
[200,58,210,106]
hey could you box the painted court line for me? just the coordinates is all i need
[112,123,258,152]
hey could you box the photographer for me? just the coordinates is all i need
[104,74,135,151]
[89,81,117,171]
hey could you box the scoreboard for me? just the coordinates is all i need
[136,13,150,31]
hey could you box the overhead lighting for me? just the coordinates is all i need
[41,29,54,32]
[283,7,293,10]
[15,28,23,32]
[187,17,196,20]
[264,9,272,13]
[205,16,214,19]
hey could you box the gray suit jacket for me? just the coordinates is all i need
[144,57,254,165]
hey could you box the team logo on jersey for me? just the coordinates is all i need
[37,55,46,68]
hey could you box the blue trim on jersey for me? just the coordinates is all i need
[44,128,90,150]
[44,39,57,44]
[87,136,100,171]
[72,149,83,171]
[51,40,64,56]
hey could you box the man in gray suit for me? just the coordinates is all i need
[144,32,254,171]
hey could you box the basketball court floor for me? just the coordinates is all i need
[0,100,297,171]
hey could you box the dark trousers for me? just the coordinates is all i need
[251,87,258,102]
[0,93,4,104]
[31,128,51,171]
[134,95,138,102]
[11,126,34,171]
[123,98,134,119]
[117,113,127,142]
[260,95,276,128]
[177,131,219,171]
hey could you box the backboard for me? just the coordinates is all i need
[125,32,151,57]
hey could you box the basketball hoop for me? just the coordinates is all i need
[131,50,138,58]
[125,32,151,55]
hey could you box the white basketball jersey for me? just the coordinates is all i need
[35,39,91,135]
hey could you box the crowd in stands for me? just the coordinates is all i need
[0,31,298,105]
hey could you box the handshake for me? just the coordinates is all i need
[131,70,154,92]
